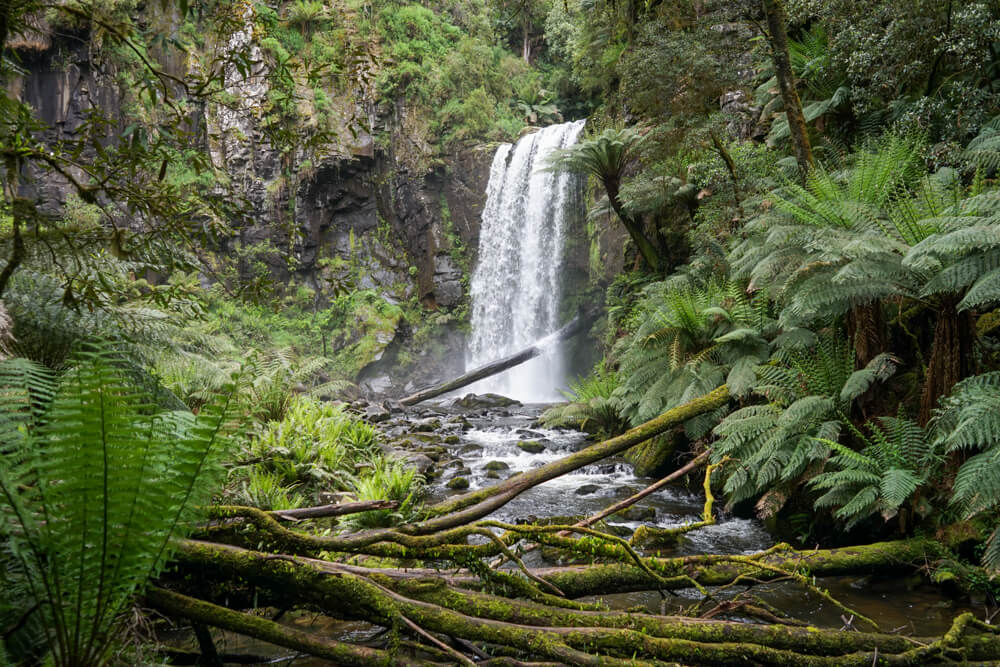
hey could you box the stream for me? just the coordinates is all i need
[418,400,976,635]
[164,399,980,663]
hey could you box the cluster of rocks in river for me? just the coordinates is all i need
[345,393,549,492]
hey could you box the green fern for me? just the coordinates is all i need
[932,372,1000,569]
[541,361,626,437]
[0,344,238,666]
[613,273,773,434]
[809,413,936,530]
[712,333,897,511]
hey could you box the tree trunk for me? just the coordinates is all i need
[603,176,661,272]
[919,296,976,425]
[400,307,599,406]
[762,0,813,177]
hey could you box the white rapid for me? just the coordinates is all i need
[466,120,586,402]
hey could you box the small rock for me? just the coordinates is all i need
[458,444,484,456]
[517,429,545,439]
[517,440,546,454]
[412,418,442,432]
[485,470,501,479]
[455,393,522,409]
[447,415,472,429]
[483,461,510,472]
[401,453,435,475]
[446,476,470,490]
[613,506,656,522]
[443,435,461,444]
[575,484,601,496]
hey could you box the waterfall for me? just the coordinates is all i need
[466,120,586,402]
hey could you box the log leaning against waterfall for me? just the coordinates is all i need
[399,306,600,406]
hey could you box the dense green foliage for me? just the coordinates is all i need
[0,346,238,664]
[6,0,1000,661]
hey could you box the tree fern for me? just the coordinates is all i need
[0,344,238,665]
[613,274,773,431]
[712,333,897,511]
[809,413,936,530]
[931,372,1000,569]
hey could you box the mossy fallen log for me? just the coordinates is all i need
[145,587,426,666]
[324,538,952,598]
[167,540,1000,665]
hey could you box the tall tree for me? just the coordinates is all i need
[761,0,813,176]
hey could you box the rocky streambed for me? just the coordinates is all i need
[356,393,980,634]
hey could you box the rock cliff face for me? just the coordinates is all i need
[13,29,497,393]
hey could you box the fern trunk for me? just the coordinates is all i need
[919,297,976,425]
[602,175,662,272]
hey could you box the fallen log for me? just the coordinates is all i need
[146,587,428,667]
[400,306,599,406]
[302,538,951,598]
[166,540,1000,665]
[270,499,399,521]
[202,387,732,556]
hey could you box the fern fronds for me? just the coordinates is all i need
[0,344,239,664]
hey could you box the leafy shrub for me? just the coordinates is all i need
[348,457,425,529]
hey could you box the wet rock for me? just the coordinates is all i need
[516,429,546,439]
[417,446,445,461]
[400,453,435,475]
[409,433,442,444]
[613,506,656,522]
[483,460,510,472]
[363,405,391,423]
[443,435,461,444]
[485,470,501,479]
[458,444,484,456]
[447,415,472,430]
[385,425,410,438]
[575,484,601,496]
[517,440,546,454]
[454,393,522,409]
[412,418,442,432]
[446,476,470,490]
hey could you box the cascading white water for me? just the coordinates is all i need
[466,120,586,402]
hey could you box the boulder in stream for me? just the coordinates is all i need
[483,460,510,472]
[446,476,470,490]
[453,393,522,409]
[517,440,546,454]
[574,484,601,496]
